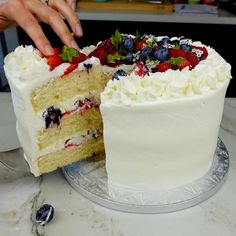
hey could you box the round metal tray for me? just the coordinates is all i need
[62,138,229,214]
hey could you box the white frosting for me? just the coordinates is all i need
[101,81,229,192]
[100,40,232,193]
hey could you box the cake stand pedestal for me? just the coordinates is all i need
[62,138,230,214]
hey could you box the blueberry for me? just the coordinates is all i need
[180,44,192,52]
[36,204,54,226]
[125,52,134,64]
[112,69,127,80]
[160,37,171,46]
[153,47,169,61]
[139,47,153,62]
[121,37,134,52]
[43,106,62,129]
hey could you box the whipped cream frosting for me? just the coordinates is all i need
[101,43,232,105]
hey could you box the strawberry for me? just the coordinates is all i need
[47,55,62,70]
[52,48,61,55]
[134,39,147,52]
[186,52,199,69]
[169,49,187,58]
[191,46,208,59]
[132,61,148,77]
[89,47,107,65]
[63,63,78,76]
[71,52,87,63]
[100,38,116,54]
[174,59,190,71]
[155,62,171,72]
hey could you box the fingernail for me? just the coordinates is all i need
[75,23,83,36]
[44,45,54,55]
[71,2,76,11]
[71,40,80,50]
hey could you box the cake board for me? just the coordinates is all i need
[62,138,230,214]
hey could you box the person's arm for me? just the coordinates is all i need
[0,0,82,55]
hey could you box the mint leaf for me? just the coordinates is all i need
[135,30,145,42]
[107,52,125,62]
[168,57,185,66]
[60,46,79,62]
[111,29,123,50]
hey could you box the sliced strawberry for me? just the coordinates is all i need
[186,52,199,69]
[132,61,148,77]
[156,62,172,72]
[47,55,62,70]
[89,47,107,65]
[71,52,87,63]
[169,49,187,58]
[63,63,78,76]
[100,38,116,54]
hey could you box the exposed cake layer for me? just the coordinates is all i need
[25,135,104,176]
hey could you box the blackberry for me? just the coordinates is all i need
[112,69,127,80]
[43,106,62,129]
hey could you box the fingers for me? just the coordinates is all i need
[50,0,83,38]
[66,0,76,11]
[27,0,80,50]
[9,1,54,55]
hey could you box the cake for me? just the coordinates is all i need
[4,31,231,193]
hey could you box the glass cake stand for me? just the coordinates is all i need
[62,138,230,214]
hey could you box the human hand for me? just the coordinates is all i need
[0,0,82,55]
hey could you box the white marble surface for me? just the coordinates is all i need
[0,92,236,236]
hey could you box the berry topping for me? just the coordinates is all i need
[133,61,148,77]
[155,62,172,72]
[169,57,190,71]
[63,63,78,76]
[121,37,134,52]
[160,37,172,46]
[191,46,208,59]
[36,204,54,226]
[186,52,199,69]
[100,38,116,54]
[43,106,62,129]
[112,69,128,80]
[169,49,187,58]
[153,47,169,62]
[180,44,192,52]
[139,47,153,62]
[125,52,135,64]
[89,47,107,65]
[47,55,62,71]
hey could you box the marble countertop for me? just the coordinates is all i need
[0,92,236,236]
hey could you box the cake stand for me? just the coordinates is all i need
[62,138,229,214]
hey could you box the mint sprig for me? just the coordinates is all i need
[135,30,145,42]
[60,46,79,62]
[111,29,123,50]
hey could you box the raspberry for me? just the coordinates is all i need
[192,46,208,59]
[133,61,148,77]
[186,53,199,69]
